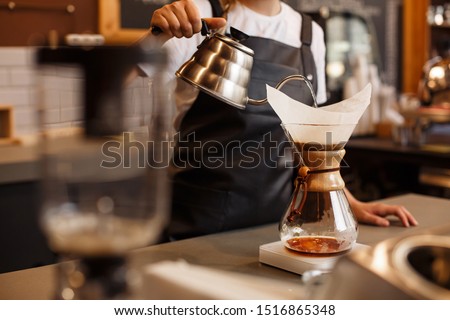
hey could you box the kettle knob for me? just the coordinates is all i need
[229,27,249,43]
[200,20,209,36]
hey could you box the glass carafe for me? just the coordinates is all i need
[36,46,173,299]
[279,124,358,254]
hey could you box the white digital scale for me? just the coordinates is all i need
[259,241,369,275]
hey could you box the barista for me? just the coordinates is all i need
[142,0,418,240]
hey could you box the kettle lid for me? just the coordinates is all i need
[214,33,254,56]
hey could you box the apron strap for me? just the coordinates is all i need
[301,13,313,46]
[208,0,224,17]
[299,13,318,94]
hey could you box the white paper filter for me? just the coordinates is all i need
[267,84,372,145]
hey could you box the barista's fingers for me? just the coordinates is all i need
[359,211,391,227]
[203,17,227,30]
[170,1,197,37]
[151,8,178,37]
[407,208,419,226]
[379,204,418,227]
[164,11,185,38]
[184,1,202,34]
[350,196,418,228]
[151,2,192,38]
[352,202,389,227]
[151,1,226,38]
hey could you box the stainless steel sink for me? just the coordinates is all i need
[312,225,450,299]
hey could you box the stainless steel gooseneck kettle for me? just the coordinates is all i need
[173,21,318,109]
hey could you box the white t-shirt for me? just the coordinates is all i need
[156,0,327,126]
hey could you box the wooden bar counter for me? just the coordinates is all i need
[0,193,449,299]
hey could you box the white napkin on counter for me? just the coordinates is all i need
[266,84,372,145]
[140,260,305,300]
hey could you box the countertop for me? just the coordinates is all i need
[346,137,450,169]
[0,193,449,299]
[0,144,39,184]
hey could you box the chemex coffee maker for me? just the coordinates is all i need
[36,45,173,299]
[266,84,372,256]
[279,123,358,254]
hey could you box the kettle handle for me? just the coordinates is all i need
[247,74,319,108]
[151,20,210,36]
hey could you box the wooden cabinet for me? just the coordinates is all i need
[0,0,98,46]
[402,0,450,94]
[402,0,430,94]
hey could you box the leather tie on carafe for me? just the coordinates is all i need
[287,166,340,223]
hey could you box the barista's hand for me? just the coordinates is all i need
[151,0,227,38]
[345,189,418,227]
[351,200,418,227]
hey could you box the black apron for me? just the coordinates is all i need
[169,3,318,240]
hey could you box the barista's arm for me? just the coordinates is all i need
[345,188,418,227]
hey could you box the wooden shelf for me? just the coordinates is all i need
[430,22,450,28]
[98,0,147,45]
